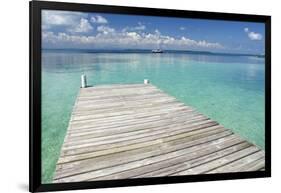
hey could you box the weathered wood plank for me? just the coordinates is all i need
[67,111,203,139]
[70,105,192,129]
[67,115,210,139]
[74,97,178,111]
[70,109,197,131]
[206,151,265,173]
[54,133,240,182]
[53,83,265,183]
[65,115,209,145]
[55,131,234,179]
[58,124,223,163]
[90,141,251,181]
[170,146,261,176]
[71,103,189,120]
[134,142,251,178]
[61,122,220,156]
[69,109,199,132]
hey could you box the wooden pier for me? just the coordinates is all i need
[53,81,265,183]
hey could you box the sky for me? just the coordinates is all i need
[42,10,265,54]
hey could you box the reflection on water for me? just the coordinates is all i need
[42,52,264,73]
[41,51,265,183]
[42,52,134,73]
[245,63,264,81]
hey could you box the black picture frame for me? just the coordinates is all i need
[29,1,271,192]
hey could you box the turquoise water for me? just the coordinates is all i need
[42,51,265,183]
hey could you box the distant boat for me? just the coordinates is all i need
[152,49,164,53]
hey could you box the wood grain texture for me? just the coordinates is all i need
[53,83,265,183]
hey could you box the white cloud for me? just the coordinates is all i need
[42,10,87,29]
[42,10,94,34]
[91,15,108,24]
[244,28,262,40]
[248,31,263,40]
[43,27,223,50]
[122,23,146,32]
[42,11,223,50]
[68,18,93,33]
[134,24,146,31]
[154,29,161,36]
[179,26,186,31]
[97,25,115,34]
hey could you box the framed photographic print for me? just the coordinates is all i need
[30,1,271,192]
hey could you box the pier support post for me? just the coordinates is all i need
[81,74,87,88]
[144,79,150,84]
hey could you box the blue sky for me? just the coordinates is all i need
[42,10,265,54]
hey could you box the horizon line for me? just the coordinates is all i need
[42,48,264,57]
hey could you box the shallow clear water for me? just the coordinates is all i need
[42,51,265,183]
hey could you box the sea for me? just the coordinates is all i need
[41,49,265,183]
